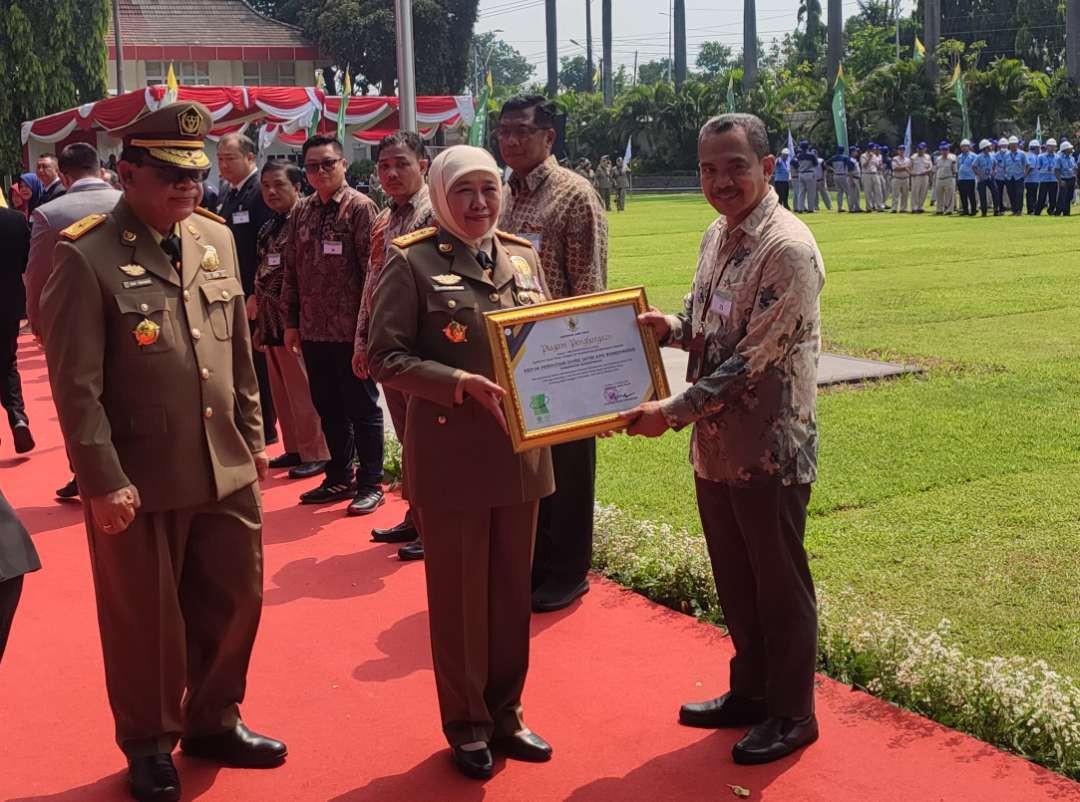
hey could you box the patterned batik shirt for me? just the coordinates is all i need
[499,155,608,300]
[253,209,292,347]
[281,183,377,343]
[660,189,825,487]
[355,184,434,357]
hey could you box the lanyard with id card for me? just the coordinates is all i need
[232,210,250,225]
[323,240,343,256]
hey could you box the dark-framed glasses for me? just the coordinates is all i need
[304,158,343,174]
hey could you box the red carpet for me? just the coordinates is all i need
[2,338,1078,802]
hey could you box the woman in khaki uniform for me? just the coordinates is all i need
[368,146,555,780]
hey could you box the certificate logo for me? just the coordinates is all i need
[566,316,579,332]
[529,393,551,423]
[603,384,635,405]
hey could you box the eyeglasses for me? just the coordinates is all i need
[146,164,210,185]
[494,125,550,141]
[304,158,343,174]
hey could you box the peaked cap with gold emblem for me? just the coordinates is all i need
[110,101,213,170]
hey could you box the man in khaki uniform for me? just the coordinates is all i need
[40,102,285,802]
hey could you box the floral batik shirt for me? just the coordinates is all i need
[660,189,825,486]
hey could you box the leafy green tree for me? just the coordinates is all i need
[637,58,672,86]
[467,32,533,94]
[559,55,590,93]
[696,41,735,76]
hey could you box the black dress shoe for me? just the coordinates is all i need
[532,578,589,612]
[451,745,493,780]
[128,753,180,802]
[492,731,552,762]
[56,477,79,499]
[269,452,302,469]
[180,722,287,768]
[288,460,328,479]
[679,692,768,728]
[732,714,819,765]
[299,481,355,505]
[12,423,34,454]
[398,539,424,561]
[372,519,418,543]
[347,486,384,516]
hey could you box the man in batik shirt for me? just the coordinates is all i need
[625,113,824,767]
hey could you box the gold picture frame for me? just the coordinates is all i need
[484,286,671,453]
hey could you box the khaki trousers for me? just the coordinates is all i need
[265,345,329,462]
[892,175,910,211]
[384,386,417,529]
[86,482,264,757]
[936,177,956,213]
[911,174,930,210]
[415,501,538,746]
[862,174,881,209]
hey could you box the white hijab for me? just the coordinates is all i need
[427,145,502,250]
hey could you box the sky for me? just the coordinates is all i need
[475,0,882,78]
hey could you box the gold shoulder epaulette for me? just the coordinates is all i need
[60,213,107,241]
[392,226,437,248]
[193,207,226,224]
[496,229,533,247]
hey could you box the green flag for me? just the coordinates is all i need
[831,64,849,152]
[336,67,352,145]
[468,75,491,147]
[952,63,972,142]
[726,75,736,113]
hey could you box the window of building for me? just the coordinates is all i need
[145,61,211,87]
[242,62,261,86]
[241,61,297,86]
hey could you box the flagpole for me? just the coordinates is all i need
[395,0,418,133]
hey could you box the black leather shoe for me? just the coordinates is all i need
[372,519,417,543]
[679,692,768,728]
[127,753,180,802]
[532,579,589,612]
[347,487,385,516]
[398,539,424,561]
[288,460,328,480]
[451,745,493,780]
[12,423,34,454]
[732,714,819,765]
[299,481,355,505]
[56,477,79,499]
[492,731,552,762]
[180,722,287,768]
[269,452,302,469]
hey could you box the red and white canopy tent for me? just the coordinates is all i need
[21,85,476,174]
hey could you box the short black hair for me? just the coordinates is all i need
[499,94,557,129]
[58,143,100,177]
[219,132,256,157]
[37,153,58,165]
[378,130,426,160]
[699,113,771,159]
[302,134,344,160]
[261,158,303,187]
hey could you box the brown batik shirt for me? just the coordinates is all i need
[660,189,825,487]
[355,184,434,357]
[253,208,292,347]
[499,155,608,299]
[281,183,377,343]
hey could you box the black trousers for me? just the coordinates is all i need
[1026,183,1039,214]
[774,181,790,210]
[249,322,276,443]
[1004,178,1023,212]
[1056,178,1075,215]
[1036,182,1058,215]
[695,476,816,719]
[0,312,27,430]
[956,179,976,215]
[0,575,24,663]
[976,179,999,214]
[301,341,384,489]
[532,437,596,590]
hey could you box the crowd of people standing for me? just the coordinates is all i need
[570,154,631,212]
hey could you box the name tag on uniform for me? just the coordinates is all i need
[523,233,542,254]
[203,270,228,280]
[710,291,734,318]
[122,278,153,289]
[232,210,251,224]
[323,240,343,256]
[267,253,281,266]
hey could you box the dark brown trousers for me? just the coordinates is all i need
[414,501,538,746]
[695,476,817,719]
[385,387,416,530]
[85,482,263,757]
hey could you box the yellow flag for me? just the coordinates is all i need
[914,36,926,59]
[836,62,844,82]
[485,70,494,93]
[165,63,179,103]
[952,61,961,84]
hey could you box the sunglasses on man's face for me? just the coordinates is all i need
[145,164,210,185]
[304,158,343,175]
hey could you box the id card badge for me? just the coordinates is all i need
[232,210,251,225]
[709,290,734,319]
[267,253,282,266]
[523,232,543,254]
[322,240,343,256]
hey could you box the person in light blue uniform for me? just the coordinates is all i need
[973,139,998,217]
[991,137,1007,213]
[1036,138,1059,215]
[795,140,818,212]
[955,139,978,216]
[1053,141,1076,216]
[773,147,792,209]
[824,145,849,211]
[1024,140,1041,214]
[812,149,831,210]
[1002,136,1027,216]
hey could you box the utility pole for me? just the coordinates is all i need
[585,0,594,93]
[602,0,613,105]
[673,0,686,87]
[112,0,125,94]
[545,0,558,96]
[633,50,638,86]
[394,0,417,132]
[667,0,673,82]
[743,0,758,90]
[1068,0,1080,82]
[924,0,940,82]
[826,0,841,85]
[895,0,901,60]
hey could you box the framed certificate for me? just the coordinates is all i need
[484,287,671,453]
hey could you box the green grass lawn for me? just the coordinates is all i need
[598,193,1080,677]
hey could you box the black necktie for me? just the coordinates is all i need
[476,249,494,278]
[160,234,182,270]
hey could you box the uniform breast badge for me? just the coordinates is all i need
[200,245,220,271]
[119,263,147,277]
[133,318,161,347]
[432,274,462,286]
[511,256,540,290]
[443,320,468,343]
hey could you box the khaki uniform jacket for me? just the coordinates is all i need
[40,198,263,512]
[368,228,555,511]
